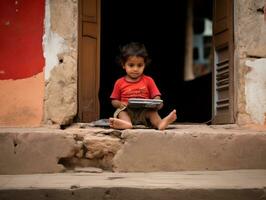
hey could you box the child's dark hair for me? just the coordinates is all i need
[118,42,151,66]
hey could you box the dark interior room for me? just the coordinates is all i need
[100,0,213,123]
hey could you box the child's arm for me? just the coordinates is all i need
[111,99,127,109]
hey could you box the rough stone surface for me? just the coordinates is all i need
[44,54,77,125]
[1,125,265,174]
[0,170,266,200]
[44,0,78,125]
[113,126,266,172]
[50,0,78,43]
[59,125,123,170]
[236,0,266,58]
[0,127,122,174]
[74,167,103,173]
[83,135,122,159]
[0,128,76,174]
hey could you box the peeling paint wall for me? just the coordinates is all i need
[43,1,67,80]
[43,0,78,125]
[235,0,266,126]
[0,0,45,127]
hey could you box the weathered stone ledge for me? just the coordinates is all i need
[0,124,265,174]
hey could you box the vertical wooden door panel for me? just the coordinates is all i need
[78,0,100,122]
[80,37,97,121]
[83,0,97,22]
[212,0,234,124]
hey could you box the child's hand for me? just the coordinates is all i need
[120,102,127,108]
[157,102,163,110]
[153,96,163,110]
[111,100,127,109]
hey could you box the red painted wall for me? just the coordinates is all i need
[0,0,45,80]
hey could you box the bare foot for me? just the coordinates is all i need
[109,118,133,129]
[158,109,177,130]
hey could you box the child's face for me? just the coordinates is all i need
[123,56,145,81]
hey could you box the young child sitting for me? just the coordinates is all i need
[109,42,177,130]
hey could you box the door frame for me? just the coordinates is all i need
[77,0,236,124]
[78,0,101,122]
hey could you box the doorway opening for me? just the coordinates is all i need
[99,0,213,123]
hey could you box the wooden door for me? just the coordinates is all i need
[212,0,235,124]
[78,0,100,122]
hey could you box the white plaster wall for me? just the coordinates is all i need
[43,0,67,80]
[234,0,266,126]
[245,59,266,125]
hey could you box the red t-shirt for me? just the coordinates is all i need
[110,75,161,104]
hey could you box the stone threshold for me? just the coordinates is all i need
[0,124,266,174]
[0,170,266,200]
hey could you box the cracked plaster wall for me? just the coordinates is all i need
[43,0,78,125]
[235,0,266,126]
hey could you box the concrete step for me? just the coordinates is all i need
[0,125,266,174]
[0,170,266,200]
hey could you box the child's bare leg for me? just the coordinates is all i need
[109,111,133,129]
[146,109,176,130]
[146,110,162,129]
[158,109,177,130]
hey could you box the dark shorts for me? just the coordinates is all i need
[113,107,151,126]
